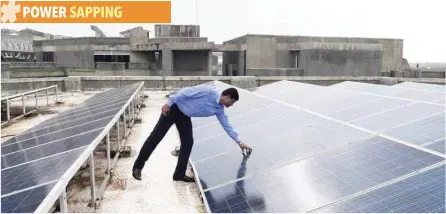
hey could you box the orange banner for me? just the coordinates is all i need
[0,0,171,23]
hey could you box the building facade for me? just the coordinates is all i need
[25,25,404,77]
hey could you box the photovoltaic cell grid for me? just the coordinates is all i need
[393,81,446,93]
[330,81,445,103]
[254,80,445,154]
[1,82,143,213]
[190,81,445,213]
[312,164,445,213]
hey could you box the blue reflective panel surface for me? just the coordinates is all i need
[1,129,103,168]
[313,165,445,213]
[1,181,57,213]
[6,108,119,146]
[192,110,371,187]
[394,82,446,92]
[330,81,407,95]
[1,116,112,148]
[436,99,445,105]
[200,137,445,213]
[383,112,445,146]
[389,89,445,102]
[351,102,445,132]
[327,98,410,122]
[1,147,84,195]
[425,139,445,154]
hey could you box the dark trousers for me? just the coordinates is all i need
[133,104,194,177]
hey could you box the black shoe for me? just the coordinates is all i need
[132,168,142,180]
[173,175,195,182]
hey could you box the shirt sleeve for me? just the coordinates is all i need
[216,110,240,144]
[166,85,211,107]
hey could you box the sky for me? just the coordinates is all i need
[2,0,445,63]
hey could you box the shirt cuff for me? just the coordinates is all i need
[166,99,174,107]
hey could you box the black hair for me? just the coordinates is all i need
[221,88,239,101]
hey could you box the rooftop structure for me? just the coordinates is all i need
[4,25,406,78]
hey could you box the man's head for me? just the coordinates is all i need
[220,87,239,107]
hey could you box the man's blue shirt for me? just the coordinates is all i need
[166,84,240,144]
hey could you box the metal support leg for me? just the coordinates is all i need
[46,88,49,106]
[123,111,126,138]
[89,154,96,207]
[106,133,111,174]
[35,92,38,109]
[59,189,68,213]
[116,121,120,151]
[6,99,10,122]
[55,86,59,102]
[22,95,25,115]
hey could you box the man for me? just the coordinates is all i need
[132,84,252,182]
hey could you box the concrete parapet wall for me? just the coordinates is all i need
[246,68,304,76]
[147,37,208,44]
[3,76,443,96]
[1,77,68,95]
[10,70,67,78]
[128,62,150,70]
[96,62,126,71]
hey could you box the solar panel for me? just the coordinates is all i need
[1,82,143,213]
[425,139,445,154]
[191,81,445,213]
[394,81,446,93]
[350,102,444,132]
[330,81,445,103]
[200,136,444,213]
[311,164,445,213]
[1,181,57,213]
[255,80,445,153]
[382,112,445,147]
[329,81,408,96]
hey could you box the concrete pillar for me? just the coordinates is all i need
[208,51,213,76]
[162,49,173,76]
[238,51,245,76]
[414,69,423,78]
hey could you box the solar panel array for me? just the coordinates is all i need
[1,82,143,213]
[190,80,445,213]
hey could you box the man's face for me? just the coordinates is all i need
[222,95,237,107]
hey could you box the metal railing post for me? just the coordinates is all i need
[106,133,111,174]
[55,85,59,102]
[22,95,25,115]
[35,92,38,109]
[46,88,49,106]
[59,189,68,213]
[6,99,10,122]
[89,154,96,207]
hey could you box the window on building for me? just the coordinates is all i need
[42,52,54,62]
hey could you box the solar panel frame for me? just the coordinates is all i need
[1,81,145,213]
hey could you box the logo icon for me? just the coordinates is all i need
[1,0,21,23]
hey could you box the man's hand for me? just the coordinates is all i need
[161,104,170,116]
[239,142,252,155]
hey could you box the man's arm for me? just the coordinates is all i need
[166,85,212,107]
[216,110,240,144]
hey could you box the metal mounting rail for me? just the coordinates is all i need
[1,85,60,127]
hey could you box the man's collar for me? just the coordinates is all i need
[216,94,221,104]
